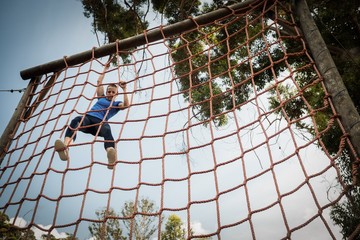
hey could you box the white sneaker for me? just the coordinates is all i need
[55,139,68,161]
[107,147,116,169]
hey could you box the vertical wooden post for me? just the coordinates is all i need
[295,0,360,183]
[0,77,40,163]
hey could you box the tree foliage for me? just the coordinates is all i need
[81,0,149,43]
[0,211,36,240]
[287,1,360,238]
[330,151,360,240]
[121,198,158,240]
[160,214,212,240]
[307,0,360,113]
[80,0,359,127]
[0,212,77,240]
[161,214,186,240]
[277,1,360,238]
[80,0,360,238]
[88,207,126,240]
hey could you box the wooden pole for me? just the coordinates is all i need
[295,0,360,184]
[0,77,40,163]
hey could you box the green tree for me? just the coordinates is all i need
[121,198,158,240]
[88,207,126,240]
[81,0,150,63]
[41,234,57,240]
[330,161,360,240]
[0,211,36,240]
[81,0,149,44]
[80,0,360,238]
[80,0,359,126]
[270,1,360,239]
[161,214,212,240]
[307,0,360,112]
[161,214,186,240]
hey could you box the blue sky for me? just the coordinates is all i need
[0,1,99,238]
[0,0,98,134]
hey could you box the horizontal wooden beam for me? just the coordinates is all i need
[20,0,262,80]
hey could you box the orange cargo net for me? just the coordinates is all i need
[0,0,358,239]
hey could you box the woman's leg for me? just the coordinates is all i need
[98,123,115,150]
[65,116,83,142]
[55,116,84,160]
[98,123,116,169]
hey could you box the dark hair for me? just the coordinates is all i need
[107,84,118,89]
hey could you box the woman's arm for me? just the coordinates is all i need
[118,81,129,109]
[96,63,110,97]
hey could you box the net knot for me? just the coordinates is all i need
[63,56,69,68]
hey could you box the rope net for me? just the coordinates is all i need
[1,0,358,239]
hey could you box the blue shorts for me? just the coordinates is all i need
[65,114,114,149]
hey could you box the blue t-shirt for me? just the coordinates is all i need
[86,96,123,121]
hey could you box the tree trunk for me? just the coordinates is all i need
[295,0,360,185]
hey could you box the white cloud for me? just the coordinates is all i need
[190,221,209,235]
[10,217,27,228]
[10,217,69,240]
[32,224,69,240]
